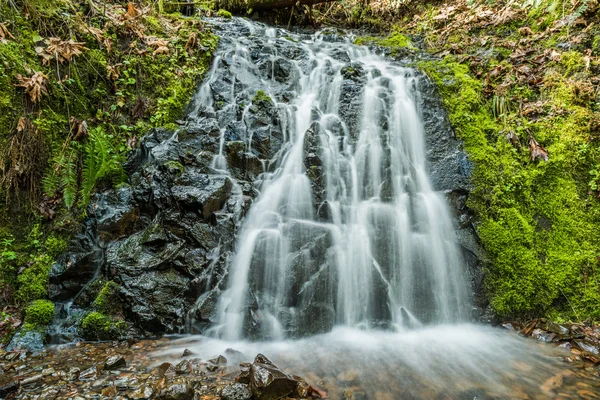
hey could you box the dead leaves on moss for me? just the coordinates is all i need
[15,72,48,104]
[36,38,87,66]
[528,135,549,162]
[147,38,170,56]
[0,22,15,43]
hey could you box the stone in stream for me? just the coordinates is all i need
[78,366,97,380]
[247,354,302,400]
[104,354,127,370]
[221,383,252,400]
[157,378,194,400]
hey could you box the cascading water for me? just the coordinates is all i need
[148,18,600,399]
[193,20,469,341]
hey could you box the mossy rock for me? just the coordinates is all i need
[217,9,233,18]
[80,311,128,341]
[24,299,55,327]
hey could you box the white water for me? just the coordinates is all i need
[152,19,599,399]
[201,22,468,341]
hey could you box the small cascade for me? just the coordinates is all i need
[187,20,469,341]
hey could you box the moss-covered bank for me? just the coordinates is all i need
[364,0,600,322]
[0,0,216,342]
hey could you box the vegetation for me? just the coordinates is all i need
[24,299,55,329]
[0,0,216,343]
[80,311,127,340]
[390,0,600,321]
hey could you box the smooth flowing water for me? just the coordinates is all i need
[194,18,468,342]
[171,18,598,399]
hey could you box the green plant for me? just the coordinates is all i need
[24,299,55,326]
[80,311,127,340]
[81,127,126,205]
[217,9,233,18]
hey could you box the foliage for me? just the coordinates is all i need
[217,9,233,18]
[92,281,121,315]
[0,0,216,312]
[411,0,600,321]
[80,311,127,340]
[24,299,54,327]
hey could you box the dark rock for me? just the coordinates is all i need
[0,381,19,397]
[104,355,127,370]
[154,362,177,377]
[208,355,227,365]
[175,360,192,374]
[249,354,299,400]
[221,383,252,400]
[181,349,195,358]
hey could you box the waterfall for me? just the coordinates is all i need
[189,21,470,341]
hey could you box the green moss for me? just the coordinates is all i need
[164,160,185,175]
[80,311,127,341]
[355,31,416,56]
[24,299,55,327]
[16,254,53,303]
[217,9,233,18]
[92,281,120,315]
[252,90,272,104]
[418,54,600,320]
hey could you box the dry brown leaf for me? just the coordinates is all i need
[70,117,88,140]
[15,72,48,104]
[16,117,26,133]
[107,64,122,81]
[528,135,549,162]
[147,38,169,56]
[0,22,15,42]
[518,27,533,36]
[38,38,87,65]
[125,2,141,19]
[185,32,197,54]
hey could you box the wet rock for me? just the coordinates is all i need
[102,386,118,397]
[130,385,154,399]
[175,360,192,374]
[573,339,600,355]
[68,367,81,380]
[249,354,299,400]
[79,366,97,380]
[181,349,195,358]
[157,379,194,400]
[221,383,252,400]
[6,329,45,354]
[104,355,127,370]
[208,355,227,365]
[0,381,19,397]
[154,362,177,377]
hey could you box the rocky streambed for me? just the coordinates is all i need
[2,322,600,399]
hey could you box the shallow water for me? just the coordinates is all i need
[155,324,600,399]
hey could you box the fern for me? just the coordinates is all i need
[80,127,125,206]
[61,148,79,209]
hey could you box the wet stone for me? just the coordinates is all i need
[157,378,194,400]
[79,366,98,380]
[221,383,252,400]
[104,355,127,370]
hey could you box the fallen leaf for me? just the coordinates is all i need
[528,135,549,162]
[125,2,141,19]
[0,22,15,42]
[15,71,48,104]
[16,117,26,132]
[518,26,533,36]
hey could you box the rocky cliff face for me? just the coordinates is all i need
[47,18,487,339]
